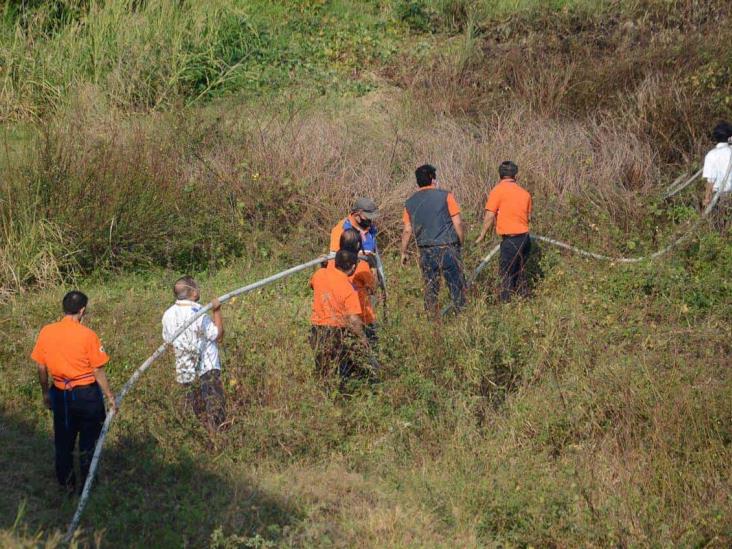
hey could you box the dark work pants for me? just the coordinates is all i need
[50,384,106,489]
[499,234,531,302]
[309,326,353,380]
[183,369,226,431]
[419,244,467,314]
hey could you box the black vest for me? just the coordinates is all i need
[405,188,459,247]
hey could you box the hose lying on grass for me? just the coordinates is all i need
[64,253,338,543]
[442,167,725,316]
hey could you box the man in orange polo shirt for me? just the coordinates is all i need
[339,228,378,345]
[30,291,115,492]
[476,160,533,302]
[309,249,369,383]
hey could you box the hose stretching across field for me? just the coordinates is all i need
[443,164,727,316]
[65,162,726,542]
[63,253,339,543]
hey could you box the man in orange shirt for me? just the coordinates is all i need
[30,291,115,492]
[339,228,378,345]
[400,164,466,316]
[476,161,533,302]
[309,249,369,383]
[329,197,380,255]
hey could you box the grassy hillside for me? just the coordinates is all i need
[1,0,731,546]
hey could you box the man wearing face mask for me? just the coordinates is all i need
[329,197,380,255]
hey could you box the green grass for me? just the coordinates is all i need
[1,230,731,546]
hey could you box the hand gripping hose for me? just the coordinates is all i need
[63,253,336,543]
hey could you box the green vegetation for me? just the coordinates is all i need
[1,0,731,546]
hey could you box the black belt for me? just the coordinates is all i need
[501,233,529,239]
[418,242,460,249]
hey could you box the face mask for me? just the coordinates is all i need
[359,217,372,229]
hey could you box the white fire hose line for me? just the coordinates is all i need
[65,163,727,542]
[442,165,726,316]
[64,253,336,543]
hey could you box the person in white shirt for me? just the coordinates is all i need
[702,121,732,208]
[162,276,225,432]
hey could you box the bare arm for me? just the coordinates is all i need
[452,214,465,245]
[93,367,116,411]
[212,298,224,342]
[703,180,714,207]
[346,314,369,348]
[400,224,413,266]
[475,210,496,243]
[37,364,51,409]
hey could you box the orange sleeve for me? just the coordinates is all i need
[343,287,362,316]
[485,187,500,212]
[86,331,110,369]
[446,193,461,216]
[402,208,411,226]
[329,223,342,253]
[528,194,532,215]
[353,264,376,292]
[30,331,46,366]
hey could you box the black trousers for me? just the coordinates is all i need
[50,383,106,488]
[499,234,531,302]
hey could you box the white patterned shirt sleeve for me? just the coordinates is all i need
[162,300,221,384]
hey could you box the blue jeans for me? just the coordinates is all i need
[419,244,466,314]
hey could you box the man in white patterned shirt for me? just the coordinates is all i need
[703,121,732,208]
[162,276,225,431]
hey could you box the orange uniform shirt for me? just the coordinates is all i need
[350,260,377,325]
[310,267,362,328]
[485,178,532,236]
[30,316,110,390]
[402,184,461,225]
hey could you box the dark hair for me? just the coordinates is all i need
[498,161,518,179]
[711,121,732,143]
[335,249,358,272]
[339,228,362,254]
[62,291,88,315]
[415,164,437,187]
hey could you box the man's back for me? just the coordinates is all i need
[703,143,732,192]
[310,267,362,327]
[162,300,220,383]
[404,186,460,247]
[31,317,108,389]
[485,179,532,235]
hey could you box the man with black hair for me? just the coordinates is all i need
[476,161,533,302]
[401,163,466,316]
[339,228,378,345]
[703,121,732,211]
[31,291,115,493]
[162,276,226,432]
[309,249,370,383]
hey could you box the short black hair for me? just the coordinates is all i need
[339,228,362,254]
[711,121,732,143]
[62,291,88,315]
[415,164,437,187]
[499,161,518,179]
[335,249,358,272]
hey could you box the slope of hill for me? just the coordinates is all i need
[1,1,730,547]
